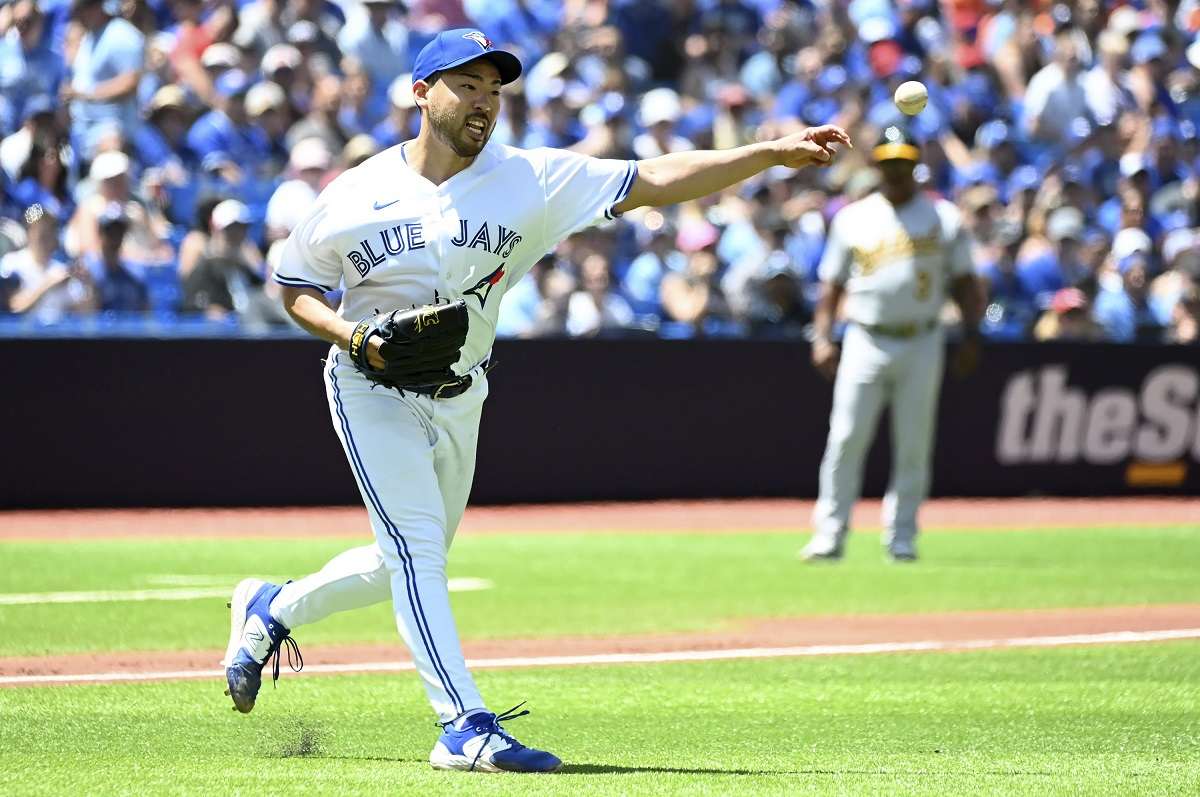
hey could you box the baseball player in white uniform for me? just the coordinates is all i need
[802,125,983,563]
[219,29,852,773]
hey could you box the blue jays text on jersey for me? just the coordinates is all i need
[345,218,524,279]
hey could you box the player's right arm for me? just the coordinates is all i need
[811,210,853,381]
[279,286,385,369]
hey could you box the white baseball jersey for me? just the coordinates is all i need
[274,139,638,371]
[818,192,972,326]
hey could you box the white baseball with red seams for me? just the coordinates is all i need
[269,139,637,722]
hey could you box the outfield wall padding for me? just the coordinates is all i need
[2,338,1197,507]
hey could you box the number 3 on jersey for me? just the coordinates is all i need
[914,269,931,302]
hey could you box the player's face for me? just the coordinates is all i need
[425,61,502,158]
[878,158,916,189]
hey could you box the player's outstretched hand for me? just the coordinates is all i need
[770,126,853,169]
[812,338,840,381]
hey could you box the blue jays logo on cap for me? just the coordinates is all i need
[462,31,492,50]
[412,28,522,86]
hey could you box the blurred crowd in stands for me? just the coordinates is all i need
[0,0,1198,343]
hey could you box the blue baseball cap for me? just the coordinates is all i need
[412,29,522,85]
[215,69,252,98]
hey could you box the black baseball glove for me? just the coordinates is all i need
[347,300,469,390]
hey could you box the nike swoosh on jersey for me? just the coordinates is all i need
[373,199,400,210]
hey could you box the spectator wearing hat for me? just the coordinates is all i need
[1,203,90,318]
[284,73,348,154]
[186,69,270,174]
[62,0,146,159]
[0,0,66,136]
[84,201,149,313]
[1033,286,1105,341]
[372,73,417,148]
[244,81,292,173]
[340,133,379,171]
[1023,25,1089,143]
[264,136,330,242]
[1093,249,1163,342]
[337,0,410,102]
[1127,32,1174,115]
[183,197,284,324]
[1151,228,1200,320]
[258,43,303,107]
[65,149,172,264]
[1018,205,1089,305]
[134,84,195,171]
[633,87,694,160]
[659,217,733,335]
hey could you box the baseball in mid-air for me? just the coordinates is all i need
[894,81,928,115]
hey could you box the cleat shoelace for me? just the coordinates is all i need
[441,702,532,772]
[267,634,304,688]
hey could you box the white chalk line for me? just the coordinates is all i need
[3,628,1198,686]
[0,578,493,606]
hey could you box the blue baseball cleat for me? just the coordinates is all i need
[429,703,562,773]
[221,578,303,713]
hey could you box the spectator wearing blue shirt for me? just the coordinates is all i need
[134,84,193,171]
[621,222,678,317]
[979,219,1037,339]
[1018,206,1090,305]
[0,0,66,137]
[1093,252,1164,342]
[65,0,145,160]
[86,202,149,312]
[186,70,270,181]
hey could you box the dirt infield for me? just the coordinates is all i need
[0,497,1196,540]
[2,604,1197,685]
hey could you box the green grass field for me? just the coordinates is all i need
[2,522,1199,794]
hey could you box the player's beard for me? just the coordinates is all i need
[429,102,489,158]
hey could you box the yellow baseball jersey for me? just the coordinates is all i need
[818,191,973,326]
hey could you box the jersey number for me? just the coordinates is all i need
[914,270,931,301]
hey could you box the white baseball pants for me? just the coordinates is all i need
[268,350,489,722]
[811,323,944,552]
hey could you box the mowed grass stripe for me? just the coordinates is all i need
[5,627,1200,687]
[2,643,1197,795]
[1,527,1198,656]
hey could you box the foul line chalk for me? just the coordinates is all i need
[2,627,1198,686]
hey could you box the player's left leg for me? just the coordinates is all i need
[416,375,562,772]
[881,328,945,560]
